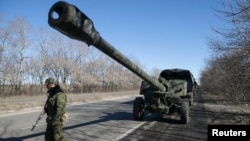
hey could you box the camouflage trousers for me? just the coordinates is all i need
[45,123,67,141]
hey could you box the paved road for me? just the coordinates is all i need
[1,92,249,141]
[0,96,144,141]
[120,92,250,141]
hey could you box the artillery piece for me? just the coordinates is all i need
[48,1,197,124]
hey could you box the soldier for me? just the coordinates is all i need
[44,78,68,141]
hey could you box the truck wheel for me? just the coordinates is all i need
[189,93,193,106]
[133,97,144,121]
[180,100,189,124]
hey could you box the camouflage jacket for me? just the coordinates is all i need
[45,85,67,125]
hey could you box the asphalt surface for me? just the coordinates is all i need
[0,96,144,141]
[0,91,249,141]
[121,92,250,141]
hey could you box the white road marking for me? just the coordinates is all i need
[115,121,145,140]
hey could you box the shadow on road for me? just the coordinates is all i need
[65,111,133,130]
[0,100,135,141]
[0,132,44,141]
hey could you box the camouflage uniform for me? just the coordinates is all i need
[44,78,67,141]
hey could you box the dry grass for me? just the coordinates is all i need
[0,90,139,115]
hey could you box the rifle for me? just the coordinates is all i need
[31,99,47,131]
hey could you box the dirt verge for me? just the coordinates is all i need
[0,90,139,115]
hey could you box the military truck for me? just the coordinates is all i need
[48,1,197,124]
[137,68,197,123]
[159,68,197,106]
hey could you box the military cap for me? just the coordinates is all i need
[45,78,55,85]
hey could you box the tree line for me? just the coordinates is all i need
[0,16,145,97]
[3,0,249,102]
[200,0,250,103]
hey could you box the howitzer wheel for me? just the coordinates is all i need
[133,97,144,121]
[189,92,194,106]
[180,99,190,124]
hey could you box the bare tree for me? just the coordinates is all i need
[35,28,51,92]
[0,17,10,95]
[6,17,32,95]
[0,15,144,96]
[201,0,250,103]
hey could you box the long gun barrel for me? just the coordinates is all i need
[48,1,166,92]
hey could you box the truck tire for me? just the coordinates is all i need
[189,93,194,106]
[133,97,144,121]
[180,100,190,124]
